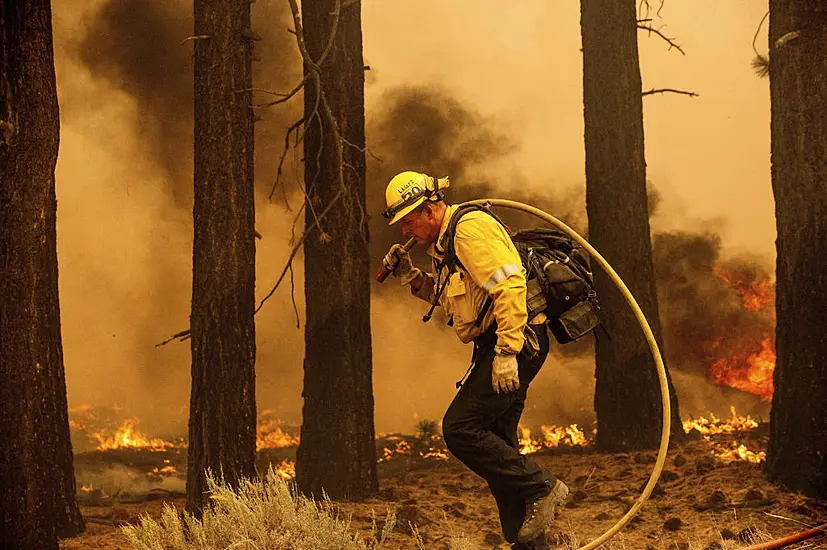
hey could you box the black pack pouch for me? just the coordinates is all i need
[548,300,600,344]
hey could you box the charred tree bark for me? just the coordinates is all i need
[580,0,682,451]
[0,1,85,547]
[766,0,827,497]
[296,0,377,500]
[186,0,257,515]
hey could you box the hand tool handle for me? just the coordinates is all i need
[375,238,417,283]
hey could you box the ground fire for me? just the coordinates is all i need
[69,408,768,491]
[683,406,766,464]
[706,268,776,401]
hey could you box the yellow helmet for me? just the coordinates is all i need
[382,171,450,225]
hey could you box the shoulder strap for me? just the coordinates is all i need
[423,203,506,324]
[439,202,508,271]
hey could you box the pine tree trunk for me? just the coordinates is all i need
[0,1,85,547]
[296,0,377,500]
[186,0,257,515]
[766,0,827,497]
[580,0,682,451]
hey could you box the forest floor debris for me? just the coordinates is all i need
[61,429,827,550]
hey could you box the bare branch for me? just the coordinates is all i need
[240,87,293,97]
[256,76,308,108]
[255,189,344,314]
[268,116,305,204]
[642,88,698,98]
[288,262,299,328]
[159,0,353,346]
[752,10,770,58]
[638,0,665,19]
[637,24,685,55]
[156,329,192,347]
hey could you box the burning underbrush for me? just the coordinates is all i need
[64,408,826,550]
[69,406,769,510]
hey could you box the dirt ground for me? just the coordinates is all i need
[60,434,827,550]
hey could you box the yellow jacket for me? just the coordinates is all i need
[409,204,530,355]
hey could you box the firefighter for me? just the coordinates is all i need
[381,171,569,549]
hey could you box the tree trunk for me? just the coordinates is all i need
[766,0,827,497]
[0,1,85,547]
[186,0,257,516]
[296,0,377,500]
[580,0,682,451]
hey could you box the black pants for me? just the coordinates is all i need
[442,323,553,548]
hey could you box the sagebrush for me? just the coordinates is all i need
[121,466,477,550]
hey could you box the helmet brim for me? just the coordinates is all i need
[387,198,425,225]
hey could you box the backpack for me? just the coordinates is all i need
[423,203,601,344]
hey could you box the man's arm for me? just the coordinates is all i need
[454,216,527,355]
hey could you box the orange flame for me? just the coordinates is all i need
[92,420,182,452]
[519,424,590,454]
[682,406,760,435]
[274,459,296,480]
[683,407,766,464]
[256,425,300,451]
[713,443,766,464]
[708,269,776,399]
[713,268,775,315]
[709,333,775,401]
[256,411,301,450]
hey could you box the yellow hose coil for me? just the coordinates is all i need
[461,199,671,550]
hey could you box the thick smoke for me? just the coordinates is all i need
[652,230,775,417]
[53,0,774,437]
[653,231,774,371]
[54,0,306,434]
[367,86,588,284]
[74,0,302,202]
[76,0,193,203]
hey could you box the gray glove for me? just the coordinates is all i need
[383,244,420,285]
[492,353,520,394]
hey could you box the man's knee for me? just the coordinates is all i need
[442,413,475,455]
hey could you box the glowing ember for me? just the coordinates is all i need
[709,333,775,401]
[519,424,590,455]
[420,449,450,460]
[378,438,411,463]
[92,420,182,452]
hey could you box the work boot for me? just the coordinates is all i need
[517,479,569,543]
[511,532,549,549]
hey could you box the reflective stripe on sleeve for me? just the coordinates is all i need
[482,264,521,293]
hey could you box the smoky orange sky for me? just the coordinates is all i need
[51,1,773,437]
